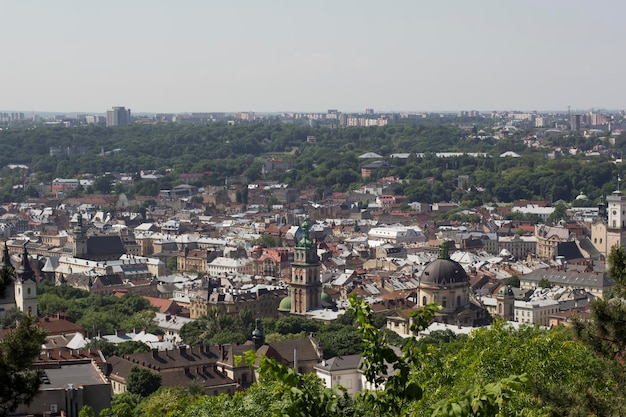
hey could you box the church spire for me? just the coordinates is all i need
[2,242,11,269]
[17,244,35,282]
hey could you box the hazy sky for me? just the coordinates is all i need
[1,0,624,113]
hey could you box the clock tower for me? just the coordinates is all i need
[606,178,626,252]
[290,220,322,315]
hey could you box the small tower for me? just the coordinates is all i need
[252,318,265,349]
[73,212,88,258]
[606,176,626,253]
[15,245,37,317]
[290,219,322,315]
[496,285,515,321]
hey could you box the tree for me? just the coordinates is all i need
[537,278,552,288]
[126,366,161,397]
[78,405,95,417]
[0,265,13,298]
[0,315,47,416]
[505,275,520,288]
[575,244,626,357]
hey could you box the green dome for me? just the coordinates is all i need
[321,291,332,304]
[278,296,292,312]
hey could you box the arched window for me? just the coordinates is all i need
[442,296,447,308]
[422,296,427,306]
[27,288,31,295]
[457,295,461,307]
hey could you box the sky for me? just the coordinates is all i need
[1,0,624,114]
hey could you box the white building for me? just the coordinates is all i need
[367,225,426,244]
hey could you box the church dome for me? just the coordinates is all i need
[321,291,332,304]
[421,258,468,285]
[575,191,588,201]
[421,241,468,286]
[278,296,292,312]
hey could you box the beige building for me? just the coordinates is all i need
[535,224,571,260]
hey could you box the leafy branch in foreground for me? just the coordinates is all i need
[348,293,440,416]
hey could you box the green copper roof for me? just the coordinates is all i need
[278,296,292,312]
[296,219,316,249]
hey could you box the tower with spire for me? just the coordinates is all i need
[290,219,322,315]
[0,243,17,320]
[14,244,37,317]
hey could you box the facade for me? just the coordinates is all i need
[314,354,363,395]
[535,224,571,260]
[498,235,537,259]
[206,257,254,276]
[106,106,132,127]
[519,267,614,298]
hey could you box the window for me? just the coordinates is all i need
[422,296,427,306]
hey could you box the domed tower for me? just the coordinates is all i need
[15,245,37,317]
[419,241,469,316]
[290,219,322,315]
[252,318,265,349]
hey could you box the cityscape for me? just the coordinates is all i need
[0,101,625,416]
[2,0,626,416]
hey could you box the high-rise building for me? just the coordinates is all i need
[106,106,132,126]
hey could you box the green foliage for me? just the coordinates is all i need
[505,275,521,288]
[0,265,13,298]
[78,404,95,417]
[259,356,354,417]
[251,234,281,248]
[116,341,151,355]
[0,315,48,415]
[608,243,626,297]
[537,278,552,288]
[135,387,194,417]
[126,366,162,398]
[0,308,25,329]
[575,244,626,357]
[430,374,529,417]
[415,322,626,416]
[349,294,440,416]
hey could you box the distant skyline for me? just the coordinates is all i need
[2,0,625,114]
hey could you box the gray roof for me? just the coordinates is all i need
[315,354,362,372]
[522,268,614,289]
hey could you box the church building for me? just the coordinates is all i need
[0,243,38,319]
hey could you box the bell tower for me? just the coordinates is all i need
[73,212,88,258]
[15,245,37,317]
[606,176,626,252]
[290,219,322,315]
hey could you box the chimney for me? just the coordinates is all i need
[152,348,159,359]
[179,345,187,356]
[116,329,125,337]
[293,348,298,371]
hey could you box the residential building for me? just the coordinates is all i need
[106,106,131,127]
